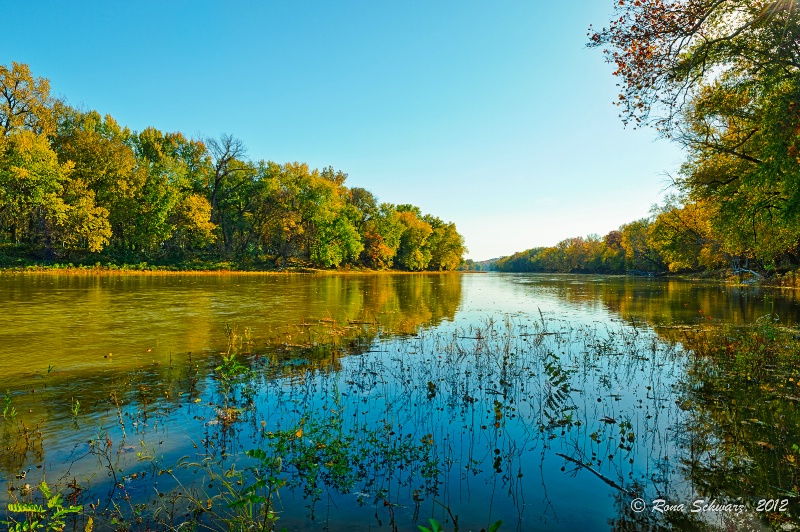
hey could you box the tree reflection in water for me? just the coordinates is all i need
[1,274,799,530]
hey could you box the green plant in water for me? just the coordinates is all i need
[225,448,286,531]
[218,325,249,384]
[170,448,287,531]
[419,519,445,532]
[224,322,241,353]
[3,389,17,420]
[418,518,502,532]
[215,351,251,412]
[684,318,800,382]
[71,398,80,418]
[44,365,55,388]
[3,481,83,531]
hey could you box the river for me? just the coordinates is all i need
[0,272,797,531]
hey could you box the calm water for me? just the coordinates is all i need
[0,273,798,531]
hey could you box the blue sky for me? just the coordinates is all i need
[3,1,684,260]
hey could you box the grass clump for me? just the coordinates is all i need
[682,316,800,383]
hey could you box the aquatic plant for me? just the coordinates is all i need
[2,310,799,530]
[419,517,502,532]
[3,390,16,420]
[3,481,82,532]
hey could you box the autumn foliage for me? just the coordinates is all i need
[580,0,800,274]
[0,62,465,270]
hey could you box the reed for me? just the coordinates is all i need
[1,313,798,530]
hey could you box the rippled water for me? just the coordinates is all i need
[0,273,798,530]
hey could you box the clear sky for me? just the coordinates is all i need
[2,1,684,261]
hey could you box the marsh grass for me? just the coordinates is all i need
[675,318,800,530]
[2,314,799,530]
[682,316,800,382]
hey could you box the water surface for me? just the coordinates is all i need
[0,273,797,531]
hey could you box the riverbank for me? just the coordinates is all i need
[672,268,800,288]
[2,260,794,288]
[0,262,473,275]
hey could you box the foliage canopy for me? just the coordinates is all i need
[0,63,465,271]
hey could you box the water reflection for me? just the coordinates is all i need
[494,274,800,326]
[2,272,800,530]
[0,273,463,485]
[0,273,462,386]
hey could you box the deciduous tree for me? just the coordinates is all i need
[0,62,54,137]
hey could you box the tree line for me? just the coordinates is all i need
[493,202,718,274]
[0,62,465,271]
[502,1,800,275]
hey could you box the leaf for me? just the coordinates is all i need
[246,449,267,461]
[46,494,62,509]
[487,520,503,532]
[52,505,82,518]
[39,481,52,500]
[8,503,46,514]
[227,499,248,509]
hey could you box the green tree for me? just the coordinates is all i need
[360,203,404,269]
[602,230,625,272]
[0,131,110,255]
[649,198,725,272]
[0,62,54,137]
[0,131,66,244]
[583,234,606,272]
[676,82,800,268]
[0,61,464,270]
[347,187,378,233]
[424,215,466,271]
[592,1,800,271]
[169,193,216,250]
[395,209,432,271]
[620,218,663,272]
[128,127,189,256]
[206,134,247,230]
[52,109,141,252]
[300,167,362,267]
[252,162,363,267]
[47,177,111,254]
[589,0,800,132]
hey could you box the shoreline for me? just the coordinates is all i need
[0,265,476,275]
[1,264,795,287]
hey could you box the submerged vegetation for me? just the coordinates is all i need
[1,299,799,530]
[0,62,465,272]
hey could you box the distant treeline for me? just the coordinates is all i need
[0,62,465,270]
[493,218,664,274]
[495,195,800,275]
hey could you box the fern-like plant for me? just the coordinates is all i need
[4,481,83,532]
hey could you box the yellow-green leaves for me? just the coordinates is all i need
[0,62,466,270]
[0,62,54,138]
